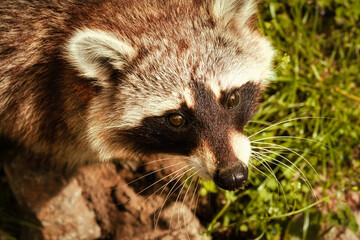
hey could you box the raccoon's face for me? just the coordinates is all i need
[66,0,274,191]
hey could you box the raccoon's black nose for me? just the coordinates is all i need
[213,163,248,191]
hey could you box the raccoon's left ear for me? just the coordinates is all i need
[66,29,137,82]
[210,0,257,29]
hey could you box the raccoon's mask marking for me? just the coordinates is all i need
[120,81,262,190]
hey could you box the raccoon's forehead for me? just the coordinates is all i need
[115,23,273,128]
[125,31,273,98]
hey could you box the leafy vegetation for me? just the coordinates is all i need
[202,0,360,239]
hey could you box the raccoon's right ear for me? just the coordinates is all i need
[66,29,137,82]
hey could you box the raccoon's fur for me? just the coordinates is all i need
[0,0,273,190]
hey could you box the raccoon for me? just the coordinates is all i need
[0,0,273,191]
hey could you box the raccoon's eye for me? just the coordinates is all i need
[226,91,240,110]
[167,114,185,128]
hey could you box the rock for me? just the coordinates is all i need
[4,155,207,240]
[38,179,101,240]
[4,156,101,240]
[158,202,208,240]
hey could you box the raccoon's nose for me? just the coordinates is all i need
[213,162,248,191]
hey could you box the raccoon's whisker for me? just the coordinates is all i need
[251,141,318,175]
[145,169,193,234]
[168,171,198,233]
[251,135,340,156]
[141,156,186,165]
[153,168,195,234]
[194,178,202,208]
[248,160,286,203]
[252,149,307,177]
[189,177,200,222]
[154,167,194,210]
[115,164,190,205]
[251,148,308,180]
[155,170,195,236]
[251,150,300,177]
[252,152,284,192]
[188,177,201,236]
[113,160,186,190]
[178,172,197,239]
[252,144,324,171]
[142,166,192,207]
[248,116,334,139]
[252,152,280,185]
[248,161,280,197]
[258,149,318,200]
[251,145,308,154]
[139,156,191,168]
[252,150,314,191]
[248,161,278,189]
[251,152,288,208]
[180,172,196,239]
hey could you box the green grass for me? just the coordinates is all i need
[203,0,360,239]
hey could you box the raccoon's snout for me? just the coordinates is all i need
[213,162,248,191]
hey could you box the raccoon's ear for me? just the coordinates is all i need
[210,0,257,29]
[66,29,136,82]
